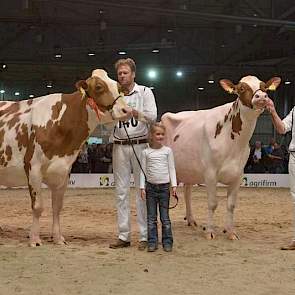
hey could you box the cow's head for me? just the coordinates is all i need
[219,76,281,110]
[76,69,128,120]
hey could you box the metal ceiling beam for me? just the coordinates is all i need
[56,0,295,29]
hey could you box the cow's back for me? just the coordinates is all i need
[162,103,248,184]
[0,94,63,187]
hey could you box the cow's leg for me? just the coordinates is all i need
[51,180,68,245]
[205,175,218,239]
[224,179,240,240]
[27,171,44,247]
[184,185,197,226]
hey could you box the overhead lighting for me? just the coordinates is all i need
[167,29,173,33]
[1,63,7,69]
[152,49,160,53]
[29,94,34,98]
[118,51,126,55]
[88,52,95,56]
[149,86,155,90]
[176,71,183,77]
[198,87,205,91]
[0,89,5,94]
[147,69,157,80]
[55,53,62,58]
[15,92,20,96]
[208,74,215,84]
[46,81,53,88]
[285,80,291,85]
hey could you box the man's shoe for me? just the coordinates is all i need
[147,245,158,252]
[281,241,295,250]
[109,239,130,249]
[138,241,148,251]
[163,245,172,252]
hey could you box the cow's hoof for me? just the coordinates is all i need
[53,236,68,245]
[184,217,197,227]
[228,232,240,240]
[29,240,43,247]
[205,232,216,240]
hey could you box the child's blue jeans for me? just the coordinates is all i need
[146,182,173,248]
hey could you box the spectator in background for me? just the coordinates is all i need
[247,141,266,173]
[88,144,98,173]
[268,142,285,174]
[76,143,89,173]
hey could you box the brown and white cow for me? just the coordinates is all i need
[162,75,281,240]
[0,69,128,246]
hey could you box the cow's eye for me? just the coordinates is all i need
[255,94,259,98]
[239,86,245,93]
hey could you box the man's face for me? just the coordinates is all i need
[117,64,135,88]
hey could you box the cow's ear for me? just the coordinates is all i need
[265,77,281,91]
[219,79,236,94]
[75,80,88,90]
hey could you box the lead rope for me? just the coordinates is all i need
[122,124,178,209]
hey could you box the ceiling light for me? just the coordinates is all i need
[147,70,157,80]
[152,49,160,53]
[55,53,62,58]
[46,81,53,88]
[1,63,7,69]
[88,52,95,56]
[0,89,5,94]
[118,51,126,55]
[285,80,291,85]
[208,79,214,84]
[15,92,20,96]
[198,87,204,91]
[149,86,155,90]
[176,71,183,77]
[29,94,34,98]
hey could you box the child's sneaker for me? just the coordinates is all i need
[163,244,172,252]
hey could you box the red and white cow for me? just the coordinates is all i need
[162,75,281,240]
[0,69,128,246]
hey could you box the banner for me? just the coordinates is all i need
[0,174,289,189]
[67,173,290,188]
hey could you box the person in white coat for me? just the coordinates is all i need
[109,58,157,250]
[267,99,295,250]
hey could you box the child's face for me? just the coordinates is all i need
[151,127,165,145]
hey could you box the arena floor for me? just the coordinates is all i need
[0,187,295,295]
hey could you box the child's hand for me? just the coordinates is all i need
[141,189,146,200]
[172,186,177,197]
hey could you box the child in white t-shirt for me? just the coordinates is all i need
[140,122,177,252]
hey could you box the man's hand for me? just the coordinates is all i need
[121,107,133,121]
[141,189,146,200]
[132,109,139,119]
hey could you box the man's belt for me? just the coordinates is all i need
[113,139,148,145]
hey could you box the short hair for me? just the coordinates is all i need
[114,58,136,73]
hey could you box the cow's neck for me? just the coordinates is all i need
[234,99,262,142]
[216,99,262,143]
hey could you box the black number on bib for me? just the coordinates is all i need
[131,117,138,127]
[119,119,138,128]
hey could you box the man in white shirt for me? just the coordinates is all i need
[109,58,157,250]
[267,100,295,250]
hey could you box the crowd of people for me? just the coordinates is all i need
[72,138,290,175]
[244,138,289,174]
[71,143,113,174]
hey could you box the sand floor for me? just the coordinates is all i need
[1,187,295,295]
